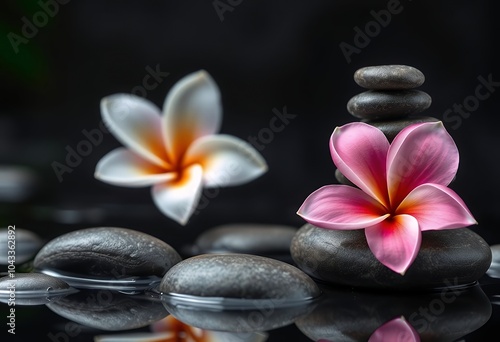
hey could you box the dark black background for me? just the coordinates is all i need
[1,0,499,340]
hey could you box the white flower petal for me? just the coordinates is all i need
[184,135,267,187]
[101,94,170,168]
[151,164,203,225]
[95,148,176,187]
[163,70,222,163]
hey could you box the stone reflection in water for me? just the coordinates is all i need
[295,283,491,341]
[93,315,269,341]
[46,289,168,331]
[162,295,317,333]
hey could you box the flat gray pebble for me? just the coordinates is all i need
[291,224,491,290]
[160,253,320,300]
[0,227,43,264]
[354,65,425,90]
[194,223,298,255]
[34,227,181,278]
[347,90,432,120]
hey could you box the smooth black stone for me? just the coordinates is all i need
[0,273,72,305]
[47,289,168,331]
[365,116,440,142]
[291,224,492,290]
[0,228,43,264]
[194,223,298,256]
[354,65,425,90]
[34,227,181,278]
[334,169,356,187]
[160,253,320,300]
[295,283,491,341]
[347,90,432,120]
[486,244,500,278]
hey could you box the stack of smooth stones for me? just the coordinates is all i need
[291,65,492,290]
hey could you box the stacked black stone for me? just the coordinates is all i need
[336,65,439,186]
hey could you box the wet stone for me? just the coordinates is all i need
[34,227,181,278]
[354,65,425,90]
[291,224,492,290]
[160,253,320,300]
[0,272,70,293]
[347,90,432,120]
[194,223,298,256]
[365,116,439,142]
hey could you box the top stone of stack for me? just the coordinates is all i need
[354,65,425,90]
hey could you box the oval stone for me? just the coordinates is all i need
[354,65,425,90]
[347,90,432,120]
[34,227,181,278]
[365,116,439,142]
[334,169,356,187]
[194,223,298,256]
[0,227,43,264]
[160,253,320,300]
[0,272,72,305]
[291,224,492,290]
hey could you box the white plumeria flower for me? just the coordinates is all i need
[95,71,267,225]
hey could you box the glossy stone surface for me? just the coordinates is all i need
[0,272,72,305]
[365,116,440,142]
[34,227,181,278]
[347,90,432,120]
[334,169,356,187]
[194,223,298,256]
[160,253,320,300]
[354,65,425,90]
[296,283,491,341]
[0,227,43,264]
[47,290,168,330]
[291,224,492,290]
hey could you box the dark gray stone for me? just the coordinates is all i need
[365,116,439,142]
[47,290,168,331]
[34,227,181,278]
[347,90,432,120]
[160,253,320,300]
[0,273,72,305]
[354,65,425,90]
[295,283,491,341]
[0,228,43,264]
[291,224,491,290]
[194,223,298,256]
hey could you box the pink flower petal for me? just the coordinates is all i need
[397,183,477,231]
[330,122,390,207]
[151,164,203,225]
[297,185,389,229]
[387,122,459,206]
[95,148,176,187]
[101,94,170,168]
[369,317,420,342]
[365,214,421,275]
[184,135,267,187]
[163,71,222,164]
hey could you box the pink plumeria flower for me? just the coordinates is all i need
[297,121,477,274]
[95,71,267,225]
[368,316,420,342]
